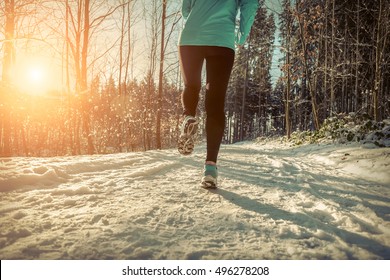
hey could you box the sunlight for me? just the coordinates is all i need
[28,67,45,84]
[13,54,61,96]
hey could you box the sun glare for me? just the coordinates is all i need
[13,55,61,96]
[29,67,45,84]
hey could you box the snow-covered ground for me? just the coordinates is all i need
[1,140,389,260]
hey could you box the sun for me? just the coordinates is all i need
[13,54,61,95]
[28,67,45,84]
[19,65,47,95]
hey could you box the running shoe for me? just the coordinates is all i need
[201,164,218,189]
[178,116,198,155]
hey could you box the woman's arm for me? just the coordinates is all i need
[236,0,259,46]
[182,0,193,20]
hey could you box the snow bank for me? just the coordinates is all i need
[1,140,389,259]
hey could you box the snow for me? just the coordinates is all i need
[0,140,389,260]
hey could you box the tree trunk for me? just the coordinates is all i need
[297,9,320,130]
[240,45,250,141]
[1,0,15,157]
[330,0,335,116]
[373,0,386,121]
[124,1,133,93]
[354,0,360,113]
[81,0,94,154]
[118,3,126,96]
[156,0,167,150]
[285,23,291,139]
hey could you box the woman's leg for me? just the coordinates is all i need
[178,46,205,117]
[204,47,235,163]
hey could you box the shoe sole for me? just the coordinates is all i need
[201,181,217,189]
[201,175,217,189]
[184,121,198,136]
[178,121,198,155]
[178,135,194,155]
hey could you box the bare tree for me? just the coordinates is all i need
[0,0,15,156]
[373,0,388,121]
[64,0,127,154]
[156,0,181,149]
[281,0,293,139]
[295,1,320,130]
[156,0,166,150]
[1,0,41,156]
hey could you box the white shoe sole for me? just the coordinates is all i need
[178,120,198,155]
[201,175,217,189]
[178,135,194,155]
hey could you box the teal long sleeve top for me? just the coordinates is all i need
[179,0,259,50]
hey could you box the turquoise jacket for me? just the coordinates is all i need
[179,0,259,50]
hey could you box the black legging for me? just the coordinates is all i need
[179,46,235,163]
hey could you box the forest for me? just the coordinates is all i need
[1,0,389,157]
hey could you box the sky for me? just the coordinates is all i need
[265,0,283,86]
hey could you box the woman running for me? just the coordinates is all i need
[178,0,258,188]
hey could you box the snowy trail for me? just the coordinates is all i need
[0,141,389,259]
